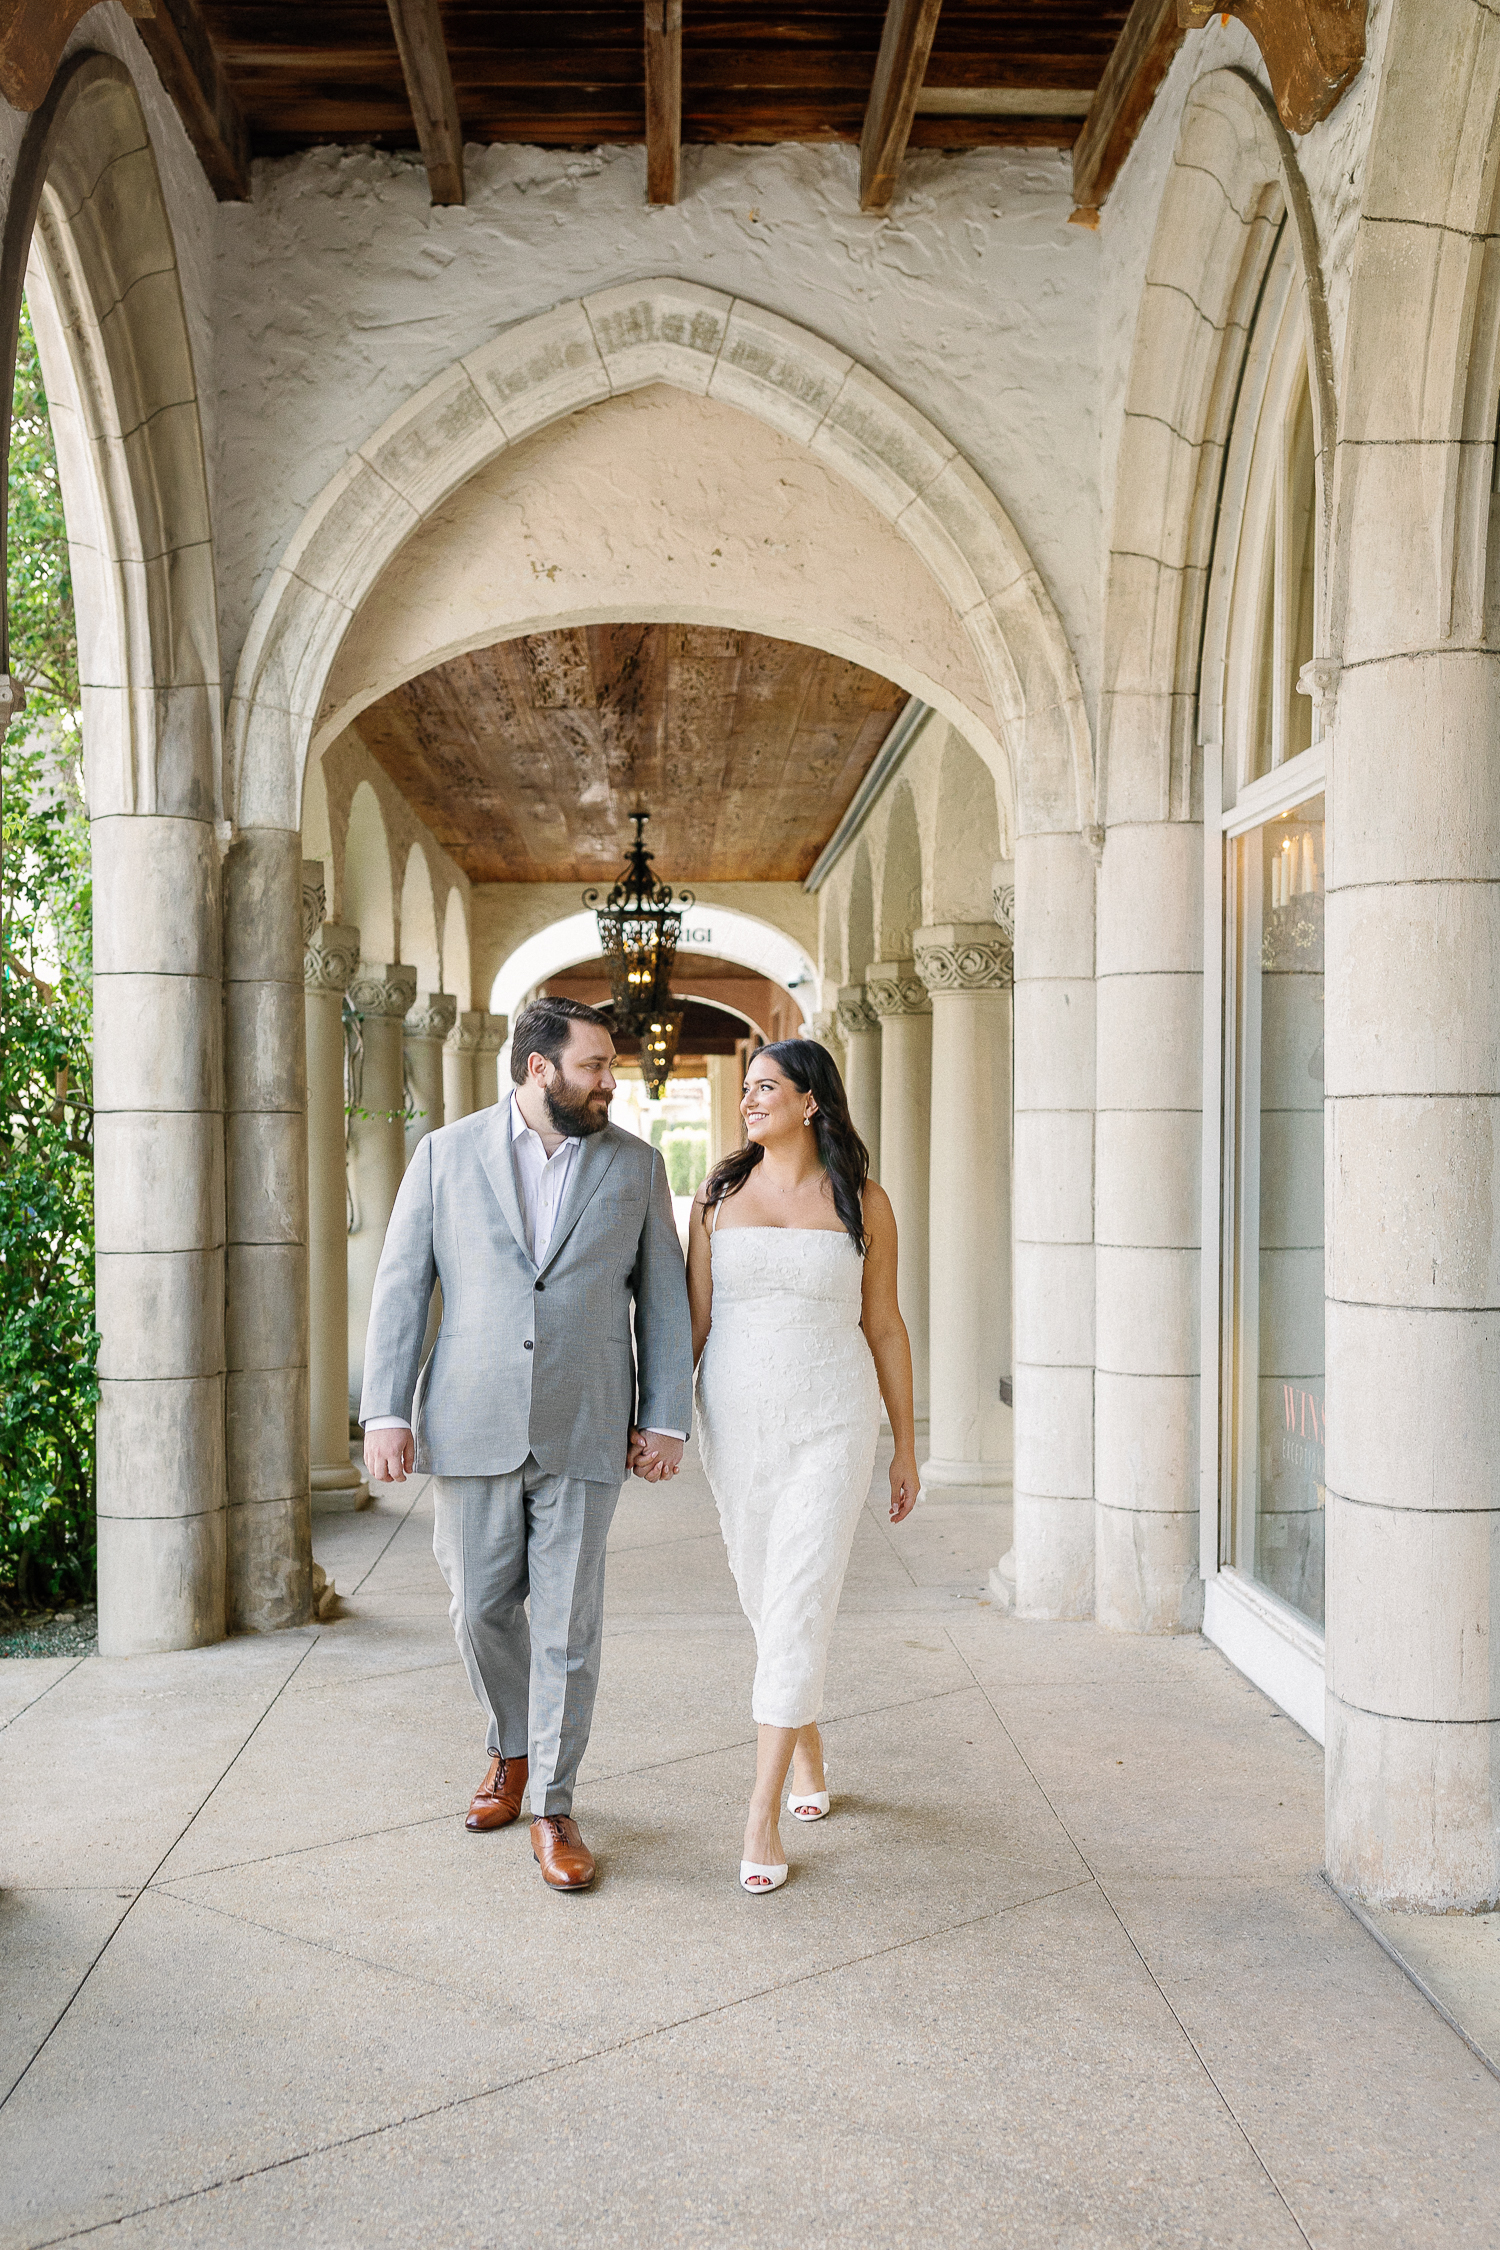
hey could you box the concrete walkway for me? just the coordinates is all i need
[3,1446,1499,2249]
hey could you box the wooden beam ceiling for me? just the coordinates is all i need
[1069,0,1182,224]
[860,0,945,213]
[384,0,464,203]
[131,0,252,200]
[643,0,681,205]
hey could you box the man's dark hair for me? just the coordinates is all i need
[509,995,613,1086]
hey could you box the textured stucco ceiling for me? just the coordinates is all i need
[353,623,907,885]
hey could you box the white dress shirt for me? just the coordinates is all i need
[367,1093,684,1442]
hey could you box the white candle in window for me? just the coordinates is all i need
[1300,833,1316,895]
[1272,853,1282,910]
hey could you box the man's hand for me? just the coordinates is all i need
[628,1429,684,1482]
[364,1426,415,1485]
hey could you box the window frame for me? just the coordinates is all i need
[1198,217,1329,1736]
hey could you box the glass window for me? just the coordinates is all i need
[1224,794,1325,1625]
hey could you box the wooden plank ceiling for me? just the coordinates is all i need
[198,2,1130,155]
[352,623,909,884]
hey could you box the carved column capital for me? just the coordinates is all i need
[348,964,418,1020]
[914,923,1014,995]
[445,1009,484,1055]
[834,983,881,1040]
[404,991,459,1043]
[475,1012,509,1054]
[301,860,327,946]
[866,959,932,1020]
[304,922,360,995]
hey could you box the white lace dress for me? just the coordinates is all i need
[696,1224,881,1727]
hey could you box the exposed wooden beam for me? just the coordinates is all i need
[644,0,682,206]
[1069,0,1183,225]
[385,0,464,207]
[1179,0,1366,134]
[130,0,250,200]
[0,2,100,112]
[859,0,944,215]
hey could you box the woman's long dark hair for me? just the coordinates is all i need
[704,1039,870,1251]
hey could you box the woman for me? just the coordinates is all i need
[688,1039,920,1894]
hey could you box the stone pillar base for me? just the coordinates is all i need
[921,1454,1012,1500]
[312,1460,371,1512]
[989,1549,1018,1613]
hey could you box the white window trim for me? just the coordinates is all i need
[1199,222,1327,1741]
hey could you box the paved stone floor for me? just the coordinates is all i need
[4,1444,1500,2248]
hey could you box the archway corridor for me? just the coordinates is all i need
[7,3,1500,2238]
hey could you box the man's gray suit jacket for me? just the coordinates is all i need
[358,1109,693,1485]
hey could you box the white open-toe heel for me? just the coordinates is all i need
[739,1860,788,1894]
[787,1767,830,1821]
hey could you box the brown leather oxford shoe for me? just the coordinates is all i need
[530,1813,595,1890]
[466,1753,528,1831]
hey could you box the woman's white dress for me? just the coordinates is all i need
[696,1225,881,1727]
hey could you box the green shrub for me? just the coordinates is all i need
[661,1128,708,1198]
[1,301,96,1610]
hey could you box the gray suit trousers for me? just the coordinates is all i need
[432,1459,621,1816]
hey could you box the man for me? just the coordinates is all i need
[361,996,692,1892]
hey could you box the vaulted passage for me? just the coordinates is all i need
[5,3,1500,2236]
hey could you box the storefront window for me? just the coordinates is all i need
[1224,794,1325,1624]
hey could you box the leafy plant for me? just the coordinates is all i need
[1,299,97,1611]
[660,1127,708,1199]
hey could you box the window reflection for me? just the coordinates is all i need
[1227,794,1325,1625]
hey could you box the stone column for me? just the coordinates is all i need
[304,913,367,1511]
[706,1052,743,1169]
[404,992,457,1157]
[868,962,931,1427]
[834,984,882,1177]
[915,924,1012,1495]
[1010,832,1097,1618]
[1325,649,1500,1909]
[444,1010,483,1124]
[222,829,312,1633]
[94,815,227,1655]
[1093,821,1202,1634]
[472,1012,508,1111]
[346,964,417,1411]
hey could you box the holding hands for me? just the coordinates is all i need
[629,1428,684,1482]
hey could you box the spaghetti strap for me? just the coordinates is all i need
[710,1195,721,1236]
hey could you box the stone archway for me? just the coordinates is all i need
[227,281,1091,845]
[1052,67,1338,1643]
[1,53,310,1655]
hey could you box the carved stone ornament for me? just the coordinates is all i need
[1177,0,1366,135]
[915,932,1014,994]
[808,1009,842,1051]
[991,882,1016,939]
[834,986,881,1040]
[476,1013,509,1054]
[348,965,419,1020]
[1296,658,1340,729]
[405,992,459,1042]
[304,922,360,995]
[866,961,931,1019]
[445,1010,484,1054]
[301,863,328,946]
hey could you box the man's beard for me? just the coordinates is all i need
[544,1074,610,1138]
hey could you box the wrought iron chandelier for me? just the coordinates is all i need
[637,1007,685,1102]
[583,806,693,1045]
